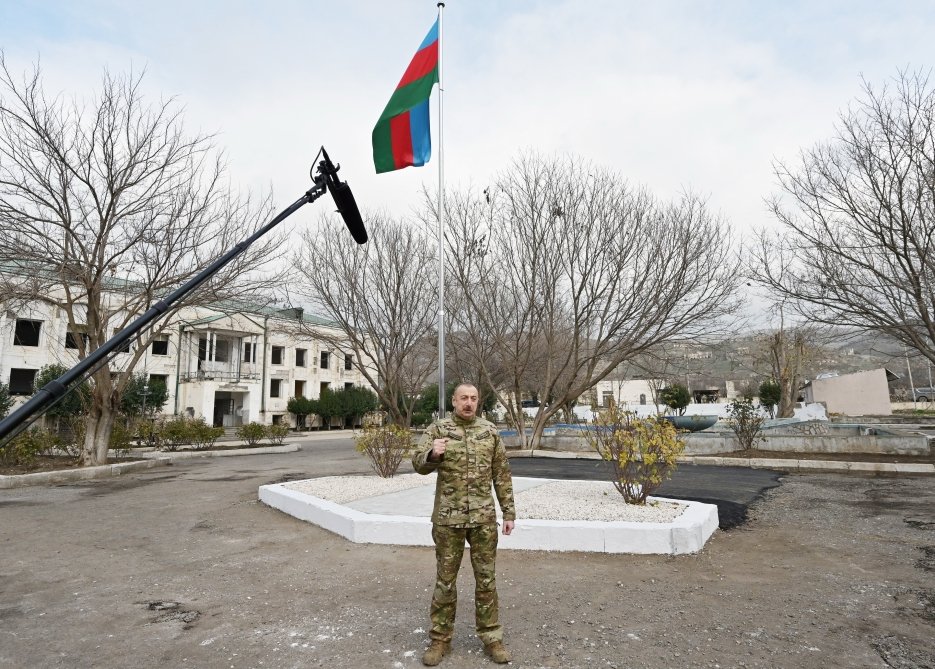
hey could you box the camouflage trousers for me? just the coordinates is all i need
[429,523,502,645]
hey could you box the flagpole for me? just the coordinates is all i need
[436,1,447,419]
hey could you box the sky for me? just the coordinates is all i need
[1,0,934,275]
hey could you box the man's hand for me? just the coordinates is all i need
[430,437,448,460]
[502,520,514,535]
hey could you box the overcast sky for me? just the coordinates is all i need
[2,1,933,256]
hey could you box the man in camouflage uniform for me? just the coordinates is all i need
[412,383,515,666]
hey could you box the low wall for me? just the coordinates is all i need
[508,424,932,457]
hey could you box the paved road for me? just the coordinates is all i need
[3,435,933,669]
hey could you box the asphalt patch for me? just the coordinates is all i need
[509,458,783,530]
[917,546,935,572]
[268,471,310,484]
[144,601,200,628]
[871,634,935,668]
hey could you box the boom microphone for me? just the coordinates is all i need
[319,148,368,244]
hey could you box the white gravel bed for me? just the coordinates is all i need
[284,474,685,523]
[284,472,436,503]
[514,480,686,522]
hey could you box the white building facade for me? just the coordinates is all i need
[1,300,374,428]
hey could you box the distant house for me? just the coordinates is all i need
[801,368,897,416]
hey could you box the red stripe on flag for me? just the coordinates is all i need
[397,41,439,89]
[389,111,414,168]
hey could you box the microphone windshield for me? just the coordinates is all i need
[319,148,368,245]
[329,179,368,245]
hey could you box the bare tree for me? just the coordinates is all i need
[292,214,437,425]
[435,153,740,450]
[0,58,283,465]
[750,70,935,364]
[755,317,825,418]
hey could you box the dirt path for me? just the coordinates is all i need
[0,444,932,668]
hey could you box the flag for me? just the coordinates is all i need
[372,19,439,173]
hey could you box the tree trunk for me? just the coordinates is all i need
[82,406,115,466]
[777,376,797,418]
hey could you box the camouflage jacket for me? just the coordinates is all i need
[412,415,516,526]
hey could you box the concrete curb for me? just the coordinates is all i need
[509,450,935,474]
[678,455,935,474]
[136,444,300,459]
[0,457,172,489]
[0,444,300,489]
[258,477,720,555]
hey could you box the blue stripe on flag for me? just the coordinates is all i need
[408,99,432,166]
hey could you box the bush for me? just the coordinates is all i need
[758,379,781,418]
[410,411,433,427]
[109,420,134,458]
[162,417,194,451]
[726,398,767,451]
[266,423,290,445]
[354,424,413,478]
[236,422,266,447]
[0,427,55,466]
[190,418,224,450]
[659,383,691,416]
[58,415,86,458]
[587,405,685,505]
[135,419,165,450]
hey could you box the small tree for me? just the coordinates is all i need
[340,386,379,427]
[316,389,342,429]
[726,398,767,452]
[287,396,316,429]
[34,364,91,419]
[0,380,13,419]
[587,405,685,505]
[758,379,781,418]
[354,424,413,478]
[120,374,169,417]
[659,383,691,416]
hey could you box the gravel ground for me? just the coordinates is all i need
[285,473,686,522]
[0,443,933,669]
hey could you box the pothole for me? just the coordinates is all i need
[917,546,935,573]
[269,472,308,484]
[872,635,934,668]
[144,601,200,628]
[917,589,935,622]
[905,518,935,531]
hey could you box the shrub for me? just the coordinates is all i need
[135,419,165,450]
[0,427,53,466]
[190,418,224,450]
[726,398,767,451]
[758,379,781,418]
[162,417,194,451]
[108,420,134,458]
[587,405,685,505]
[236,422,266,447]
[58,415,86,458]
[410,411,433,427]
[659,383,691,416]
[354,424,413,478]
[266,423,290,445]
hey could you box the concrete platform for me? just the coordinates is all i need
[258,476,719,555]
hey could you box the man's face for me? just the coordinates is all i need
[452,384,479,420]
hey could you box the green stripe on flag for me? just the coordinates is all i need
[372,118,396,174]
[376,70,439,122]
